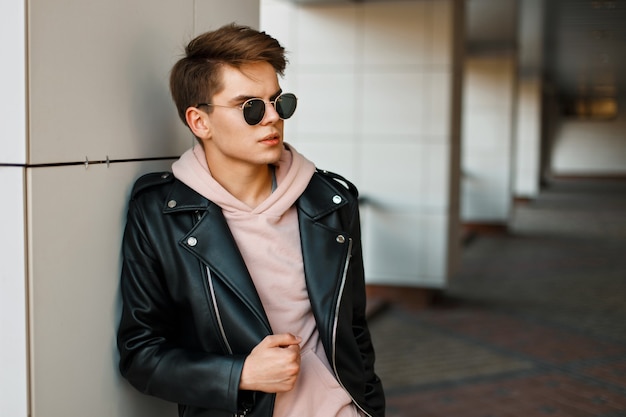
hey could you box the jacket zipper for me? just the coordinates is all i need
[192,211,234,354]
[205,266,233,355]
[197,209,243,416]
[207,266,249,417]
[331,238,373,417]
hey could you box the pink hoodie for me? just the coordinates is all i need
[172,144,362,417]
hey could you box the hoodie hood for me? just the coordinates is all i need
[171,143,316,218]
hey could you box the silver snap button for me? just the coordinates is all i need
[336,235,346,244]
[187,237,198,247]
[167,200,177,208]
[332,195,342,204]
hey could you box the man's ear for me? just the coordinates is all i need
[185,107,211,139]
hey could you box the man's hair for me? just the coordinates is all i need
[170,23,287,126]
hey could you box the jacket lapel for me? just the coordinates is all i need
[165,180,271,333]
[297,174,352,347]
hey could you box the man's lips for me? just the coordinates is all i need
[260,133,281,144]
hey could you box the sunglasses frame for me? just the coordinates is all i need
[196,92,297,126]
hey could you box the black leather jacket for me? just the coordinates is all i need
[117,169,385,417]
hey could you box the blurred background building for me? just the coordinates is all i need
[1,0,624,416]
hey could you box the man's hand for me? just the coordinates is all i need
[239,333,302,393]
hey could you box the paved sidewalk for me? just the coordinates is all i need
[368,178,626,417]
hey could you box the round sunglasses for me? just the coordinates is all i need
[196,93,297,126]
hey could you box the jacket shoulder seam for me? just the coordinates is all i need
[315,168,359,199]
[131,172,174,199]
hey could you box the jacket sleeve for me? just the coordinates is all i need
[348,200,386,416]
[116,195,252,414]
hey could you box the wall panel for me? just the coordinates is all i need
[552,114,626,175]
[23,1,261,416]
[262,0,461,287]
[514,76,542,197]
[0,0,26,164]
[0,167,28,417]
[1,2,28,414]
[28,161,176,417]
[295,6,359,70]
[462,55,516,223]
[29,0,194,164]
[362,1,427,67]
[195,0,260,32]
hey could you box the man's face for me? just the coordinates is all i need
[200,61,286,171]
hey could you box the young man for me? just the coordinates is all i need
[117,23,385,417]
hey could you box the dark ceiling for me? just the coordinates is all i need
[546,0,626,100]
[466,0,626,101]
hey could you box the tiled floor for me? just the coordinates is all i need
[368,178,626,417]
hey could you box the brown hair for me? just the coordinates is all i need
[169,23,287,126]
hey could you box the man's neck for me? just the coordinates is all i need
[207,159,274,209]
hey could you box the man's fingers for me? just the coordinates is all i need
[262,333,302,348]
[241,333,303,392]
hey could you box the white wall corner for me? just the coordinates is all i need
[0,168,28,417]
[0,0,27,164]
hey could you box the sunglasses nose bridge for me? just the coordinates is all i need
[259,99,281,123]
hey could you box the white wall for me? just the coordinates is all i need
[551,106,626,175]
[0,0,26,165]
[514,75,542,197]
[262,0,462,287]
[2,1,260,416]
[0,168,28,417]
[461,55,516,223]
[0,1,28,415]
[513,0,544,198]
[28,160,177,417]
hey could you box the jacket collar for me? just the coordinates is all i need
[296,171,349,219]
[162,179,210,213]
[162,170,350,217]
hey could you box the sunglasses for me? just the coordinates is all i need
[196,92,298,126]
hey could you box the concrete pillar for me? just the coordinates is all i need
[514,0,545,198]
[1,1,259,416]
[262,0,464,288]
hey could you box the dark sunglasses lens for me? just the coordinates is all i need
[275,93,297,119]
[242,99,266,125]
